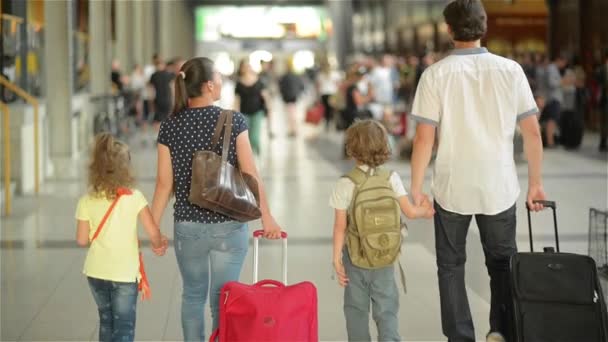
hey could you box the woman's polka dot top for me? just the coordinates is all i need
[158,106,248,224]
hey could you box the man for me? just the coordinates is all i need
[278,60,304,137]
[409,1,546,341]
[536,55,566,148]
[149,57,175,133]
[596,52,608,152]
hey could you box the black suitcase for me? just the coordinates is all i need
[510,200,608,342]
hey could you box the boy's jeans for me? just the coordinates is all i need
[434,202,517,342]
[87,277,138,342]
[174,221,248,342]
[342,248,401,342]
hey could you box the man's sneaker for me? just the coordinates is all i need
[486,332,506,342]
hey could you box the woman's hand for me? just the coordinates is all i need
[152,234,169,256]
[261,214,282,239]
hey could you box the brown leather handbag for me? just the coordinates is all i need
[188,110,262,222]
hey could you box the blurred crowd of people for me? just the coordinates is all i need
[106,47,608,155]
[312,49,608,157]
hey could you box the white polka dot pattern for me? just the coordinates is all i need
[158,106,248,223]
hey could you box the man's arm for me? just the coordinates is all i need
[410,123,436,204]
[519,115,546,211]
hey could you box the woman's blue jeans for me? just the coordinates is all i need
[174,221,248,342]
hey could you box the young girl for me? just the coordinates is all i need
[75,133,168,342]
[330,120,434,341]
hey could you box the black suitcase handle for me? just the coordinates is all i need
[526,200,559,252]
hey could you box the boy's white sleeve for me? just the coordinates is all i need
[329,178,355,210]
[389,172,408,197]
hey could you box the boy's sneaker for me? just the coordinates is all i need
[486,332,505,342]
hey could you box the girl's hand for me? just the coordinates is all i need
[261,215,282,239]
[152,235,169,256]
[333,260,349,287]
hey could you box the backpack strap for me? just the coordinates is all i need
[374,167,392,181]
[90,187,133,242]
[344,167,368,187]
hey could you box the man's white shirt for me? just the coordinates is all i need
[411,47,538,215]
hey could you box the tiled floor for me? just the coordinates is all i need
[1,98,607,341]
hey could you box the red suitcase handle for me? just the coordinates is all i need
[252,230,288,284]
[254,279,285,288]
[253,230,288,239]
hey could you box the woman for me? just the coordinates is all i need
[317,60,342,130]
[279,60,305,137]
[234,60,271,155]
[151,57,282,342]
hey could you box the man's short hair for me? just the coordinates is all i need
[443,0,487,42]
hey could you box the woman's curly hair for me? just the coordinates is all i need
[88,133,134,200]
[345,120,391,167]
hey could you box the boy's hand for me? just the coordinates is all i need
[333,260,349,287]
[419,200,435,218]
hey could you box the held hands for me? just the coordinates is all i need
[152,234,169,256]
[412,191,435,219]
[333,259,349,287]
[261,214,282,240]
[417,199,435,218]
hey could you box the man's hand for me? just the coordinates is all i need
[411,191,431,207]
[527,184,547,212]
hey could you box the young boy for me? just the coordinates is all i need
[330,120,434,341]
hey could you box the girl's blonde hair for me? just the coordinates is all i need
[88,133,134,199]
[345,120,391,167]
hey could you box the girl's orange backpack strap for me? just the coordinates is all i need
[138,245,151,301]
[90,187,133,242]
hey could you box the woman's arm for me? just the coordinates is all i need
[236,132,281,239]
[261,89,272,114]
[234,95,241,112]
[139,206,164,249]
[151,144,173,225]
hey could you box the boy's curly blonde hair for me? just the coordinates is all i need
[88,133,134,199]
[345,120,391,167]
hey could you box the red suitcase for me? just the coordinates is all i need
[209,230,318,342]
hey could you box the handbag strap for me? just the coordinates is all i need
[90,187,133,242]
[211,109,228,148]
[221,110,234,162]
[210,110,234,165]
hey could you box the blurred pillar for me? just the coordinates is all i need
[546,0,558,60]
[133,0,155,66]
[44,0,73,156]
[115,0,133,72]
[89,0,111,95]
[159,1,194,62]
[11,0,28,91]
[328,0,354,70]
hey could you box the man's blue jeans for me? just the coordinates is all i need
[174,221,248,342]
[87,277,138,342]
[434,202,517,342]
